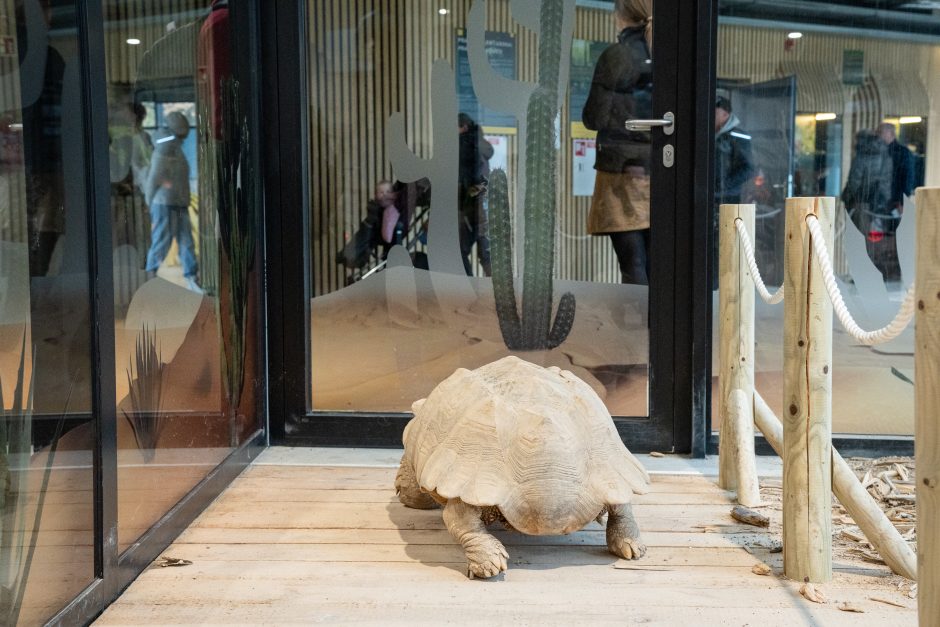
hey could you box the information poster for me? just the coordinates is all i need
[484,135,509,173]
[568,39,608,139]
[455,29,516,133]
[572,139,597,196]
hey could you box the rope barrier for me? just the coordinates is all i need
[733,218,784,304]
[805,215,915,345]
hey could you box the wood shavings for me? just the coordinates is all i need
[648,451,665,458]
[156,556,193,568]
[848,548,886,564]
[868,596,907,608]
[840,527,865,543]
[893,464,909,482]
[836,602,864,613]
[751,563,772,576]
[799,583,826,604]
[692,525,720,533]
[730,505,769,527]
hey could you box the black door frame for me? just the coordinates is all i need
[263,0,716,457]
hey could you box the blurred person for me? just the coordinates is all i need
[457,113,493,276]
[144,112,200,293]
[878,122,914,219]
[841,129,895,283]
[109,100,153,248]
[714,96,754,206]
[582,0,653,285]
[712,95,754,288]
[17,0,65,276]
[336,180,404,281]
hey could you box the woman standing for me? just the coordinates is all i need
[582,0,653,285]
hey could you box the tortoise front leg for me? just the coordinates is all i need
[606,503,647,560]
[442,498,509,579]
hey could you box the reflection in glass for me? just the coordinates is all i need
[104,0,261,552]
[1,0,94,622]
[307,0,651,419]
[712,10,934,436]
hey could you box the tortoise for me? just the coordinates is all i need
[395,356,650,578]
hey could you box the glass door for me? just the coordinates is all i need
[269,0,712,454]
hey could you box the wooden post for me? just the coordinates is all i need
[754,392,917,581]
[717,204,759,507]
[782,197,834,583]
[915,187,940,626]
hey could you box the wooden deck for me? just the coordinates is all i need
[95,450,918,625]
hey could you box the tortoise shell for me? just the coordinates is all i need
[402,356,650,535]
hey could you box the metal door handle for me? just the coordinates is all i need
[625,111,674,135]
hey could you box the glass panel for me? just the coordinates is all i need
[713,3,936,436]
[103,0,262,551]
[1,0,95,622]
[306,0,654,418]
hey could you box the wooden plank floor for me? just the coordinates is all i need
[95,454,918,626]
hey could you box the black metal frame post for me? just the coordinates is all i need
[261,0,309,443]
[46,1,268,624]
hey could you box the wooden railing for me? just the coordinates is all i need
[716,192,938,598]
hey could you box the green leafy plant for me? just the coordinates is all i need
[197,95,221,297]
[489,0,576,350]
[123,325,165,462]
[215,77,256,444]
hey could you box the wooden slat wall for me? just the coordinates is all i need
[103,0,206,86]
[308,1,622,296]
[717,25,935,93]
[717,25,940,276]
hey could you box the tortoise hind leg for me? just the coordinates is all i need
[395,457,438,509]
[606,503,647,560]
[443,498,509,579]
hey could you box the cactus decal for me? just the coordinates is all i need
[385,0,577,351]
[487,0,576,350]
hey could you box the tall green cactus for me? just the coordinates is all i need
[489,0,575,350]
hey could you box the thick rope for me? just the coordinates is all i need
[733,219,784,304]
[805,215,915,345]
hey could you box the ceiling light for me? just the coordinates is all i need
[899,116,922,124]
[438,8,448,15]
[126,38,141,45]
[815,112,836,121]
[787,32,803,39]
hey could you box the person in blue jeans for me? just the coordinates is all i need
[144,111,201,293]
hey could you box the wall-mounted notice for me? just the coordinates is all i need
[484,135,509,174]
[572,139,596,196]
[455,28,516,133]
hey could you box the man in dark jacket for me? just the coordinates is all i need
[711,96,755,288]
[877,122,914,217]
[842,129,897,283]
[714,96,755,206]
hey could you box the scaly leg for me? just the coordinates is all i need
[394,457,437,509]
[606,503,646,560]
[443,498,509,579]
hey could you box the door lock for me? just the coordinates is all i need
[663,144,675,168]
